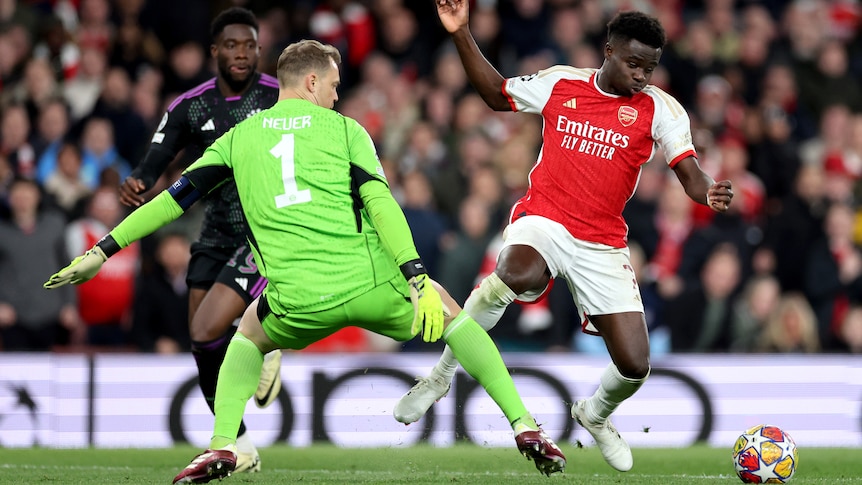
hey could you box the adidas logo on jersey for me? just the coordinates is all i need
[234,277,248,291]
[201,119,215,131]
[563,98,577,109]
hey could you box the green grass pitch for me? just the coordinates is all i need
[0,444,859,484]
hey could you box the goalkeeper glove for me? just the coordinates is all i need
[401,259,446,343]
[44,245,108,289]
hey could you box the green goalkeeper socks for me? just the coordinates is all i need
[442,311,531,426]
[210,333,264,449]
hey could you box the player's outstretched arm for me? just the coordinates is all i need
[672,156,734,212]
[436,0,510,111]
[44,180,197,289]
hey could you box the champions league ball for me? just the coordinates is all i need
[732,425,798,483]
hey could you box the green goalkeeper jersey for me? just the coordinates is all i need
[181,98,404,313]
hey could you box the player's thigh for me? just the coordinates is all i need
[257,294,348,351]
[190,245,266,340]
[186,245,229,293]
[185,246,227,322]
[345,279,415,342]
[191,282,248,341]
[566,241,644,318]
[565,242,649,376]
[501,216,572,282]
[188,288,207,326]
[214,244,268,304]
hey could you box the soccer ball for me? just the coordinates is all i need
[732,424,798,483]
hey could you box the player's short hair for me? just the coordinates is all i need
[607,11,666,49]
[276,40,342,88]
[211,7,259,41]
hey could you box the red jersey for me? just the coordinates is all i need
[503,67,697,248]
[66,220,138,325]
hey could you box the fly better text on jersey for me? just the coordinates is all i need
[556,115,629,160]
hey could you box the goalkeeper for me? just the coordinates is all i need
[44,40,565,483]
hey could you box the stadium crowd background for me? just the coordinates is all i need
[1,0,861,356]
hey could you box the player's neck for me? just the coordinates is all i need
[217,74,256,98]
[278,88,315,104]
[595,67,630,97]
[595,68,613,94]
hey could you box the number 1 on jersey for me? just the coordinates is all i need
[272,133,311,208]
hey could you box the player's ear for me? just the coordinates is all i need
[306,73,317,92]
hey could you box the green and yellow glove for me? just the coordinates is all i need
[401,260,446,343]
[44,245,108,289]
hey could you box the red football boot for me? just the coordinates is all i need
[515,426,567,476]
[172,445,237,484]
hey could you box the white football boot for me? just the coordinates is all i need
[255,349,282,408]
[234,432,261,473]
[393,375,451,424]
[571,399,633,471]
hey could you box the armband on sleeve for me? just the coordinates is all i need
[399,259,427,280]
[167,176,202,210]
[95,234,122,258]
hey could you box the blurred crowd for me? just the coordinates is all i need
[1,0,861,355]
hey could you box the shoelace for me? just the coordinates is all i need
[603,420,622,439]
[407,377,428,393]
[408,376,446,391]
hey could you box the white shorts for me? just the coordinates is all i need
[501,215,644,334]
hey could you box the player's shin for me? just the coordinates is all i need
[584,362,649,422]
[433,273,517,380]
[191,330,235,415]
[210,333,264,449]
[442,311,529,425]
[192,330,251,438]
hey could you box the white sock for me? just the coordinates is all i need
[431,273,516,381]
[235,431,257,454]
[585,362,649,423]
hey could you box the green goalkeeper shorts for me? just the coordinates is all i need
[259,277,416,350]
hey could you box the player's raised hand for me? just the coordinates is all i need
[707,179,734,212]
[44,246,107,289]
[118,176,147,207]
[435,0,469,34]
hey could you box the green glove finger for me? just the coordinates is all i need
[424,314,434,343]
[432,310,444,342]
[45,268,76,289]
[43,247,107,289]
[44,271,71,289]
[424,311,433,343]
[424,307,441,343]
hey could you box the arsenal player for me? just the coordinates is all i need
[395,1,734,473]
